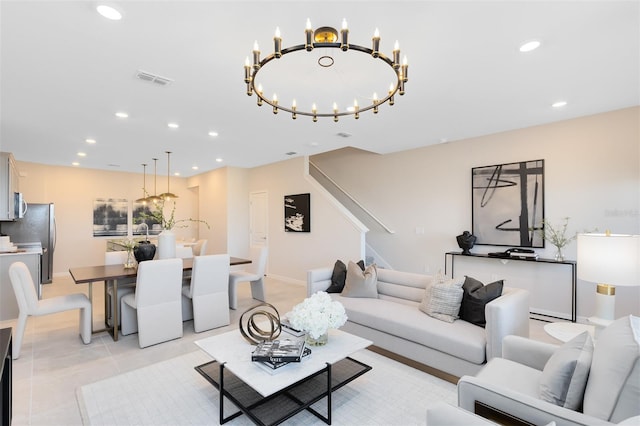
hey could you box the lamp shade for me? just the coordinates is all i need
[577,233,640,287]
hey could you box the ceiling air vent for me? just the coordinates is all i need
[136,70,174,86]
[336,132,352,138]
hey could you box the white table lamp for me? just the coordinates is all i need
[577,233,639,322]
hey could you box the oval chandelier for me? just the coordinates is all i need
[244,18,408,121]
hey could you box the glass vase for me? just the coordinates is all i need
[554,246,564,262]
[123,249,136,268]
[305,332,328,346]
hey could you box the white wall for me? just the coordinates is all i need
[14,162,199,274]
[311,107,640,319]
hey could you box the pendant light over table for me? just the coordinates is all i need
[135,163,149,204]
[159,151,178,200]
[146,158,162,204]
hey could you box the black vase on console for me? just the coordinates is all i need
[456,231,477,255]
[134,241,156,262]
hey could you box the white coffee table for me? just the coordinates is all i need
[195,328,372,425]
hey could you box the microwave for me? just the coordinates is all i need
[14,192,27,218]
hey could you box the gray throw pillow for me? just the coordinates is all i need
[539,331,594,410]
[342,261,378,298]
[419,276,464,323]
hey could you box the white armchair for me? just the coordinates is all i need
[458,315,640,426]
[181,254,230,332]
[120,258,184,348]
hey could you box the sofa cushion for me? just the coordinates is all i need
[459,276,504,328]
[538,331,593,410]
[583,315,640,422]
[326,260,364,293]
[419,276,464,323]
[342,262,378,298]
[334,294,487,364]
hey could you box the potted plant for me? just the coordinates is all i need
[285,291,348,346]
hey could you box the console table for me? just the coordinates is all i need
[0,328,11,426]
[445,252,577,322]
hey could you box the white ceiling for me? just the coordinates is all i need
[1,1,638,178]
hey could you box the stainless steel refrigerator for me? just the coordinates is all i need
[0,203,55,283]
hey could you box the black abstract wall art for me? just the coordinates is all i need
[284,193,310,233]
[472,159,545,247]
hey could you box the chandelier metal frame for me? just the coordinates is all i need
[244,20,408,121]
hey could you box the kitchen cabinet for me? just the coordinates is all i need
[0,152,19,221]
[0,250,41,321]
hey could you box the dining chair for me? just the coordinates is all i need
[175,246,193,259]
[104,251,136,327]
[181,254,230,332]
[192,239,208,256]
[228,246,268,310]
[120,258,183,348]
[9,261,91,359]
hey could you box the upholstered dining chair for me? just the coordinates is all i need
[181,254,230,332]
[175,246,194,259]
[192,239,208,256]
[120,258,183,348]
[9,261,91,359]
[228,246,268,310]
[104,251,136,327]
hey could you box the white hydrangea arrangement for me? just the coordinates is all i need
[286,291,348,339]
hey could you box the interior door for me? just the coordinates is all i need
[250,191,268,248]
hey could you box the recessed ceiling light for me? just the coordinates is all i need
[77,152,87,157]
[96,5,122,20]
[85,138,96,144]
[72,162,80,166]
[552,100,568,108]
[208,131,219,137]
[168,122,179,129]
[192,166,199,170]
[215,158,223,163]
[519,40,541,53]
[115,111,129,118]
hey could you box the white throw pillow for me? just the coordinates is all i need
[583,315,640,422]
[342,261,378,298]
[419,276,464,323]
[539,331,594,410]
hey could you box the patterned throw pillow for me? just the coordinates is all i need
[419,275,465,323]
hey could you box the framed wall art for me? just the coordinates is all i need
[284,193,310,232]
[93,198,128,237]
[472,159,545,247]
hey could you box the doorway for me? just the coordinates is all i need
[250,191,268,249]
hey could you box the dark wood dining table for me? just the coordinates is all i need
[69,256,251,341]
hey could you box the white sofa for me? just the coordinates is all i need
[307,266,530,378]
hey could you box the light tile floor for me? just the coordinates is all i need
[0,274,558,425]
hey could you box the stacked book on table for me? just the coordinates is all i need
[252,339,311,374]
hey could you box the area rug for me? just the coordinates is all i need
[77,349,457,425]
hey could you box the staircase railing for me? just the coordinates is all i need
[309,161,395,234]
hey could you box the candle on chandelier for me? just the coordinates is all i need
[372,28,380,58]
[305,19,313,51]
[333,102,339,122]
[274,27,282,58]
[353,99,359,119]
[272,94,278,114]
[312,103,318,122]
[401,55,409,82]
[292,99,297,120]
[393,41,400,69]
[373,92,379,114]
[388,83,395,106]
[340,18,349,51]
[257,84,263,106]
[252,41,261,69]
